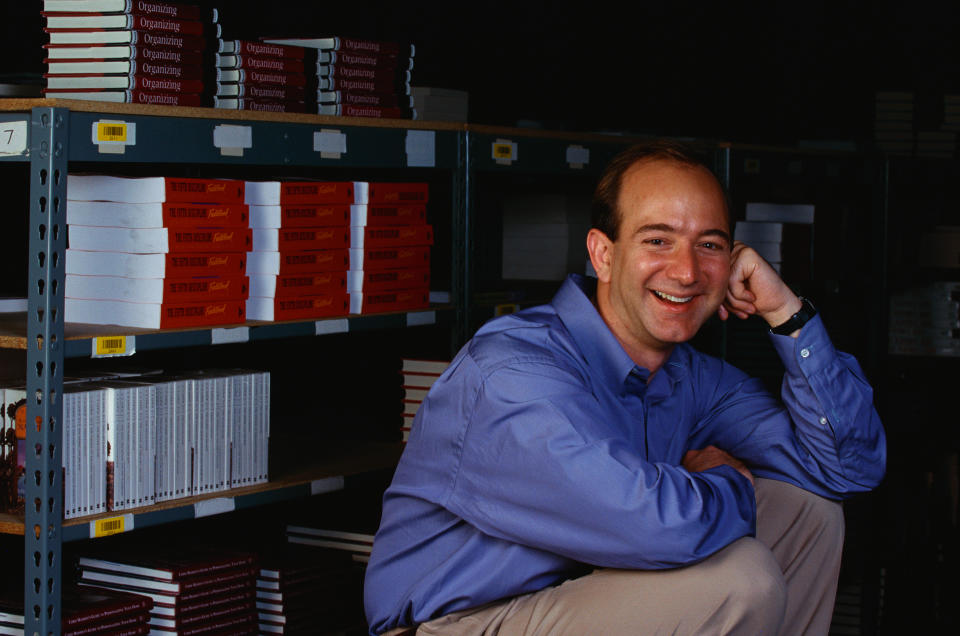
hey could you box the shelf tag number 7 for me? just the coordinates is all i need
[0,120,27,156]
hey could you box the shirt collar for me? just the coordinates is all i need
[553,274,688,397]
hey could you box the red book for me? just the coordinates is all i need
[349,288,430,314]
[43,13,214,38]
[351,225,433,249]
[252,227,349,252]
[365,182,430,204]
[249,271,347,298]
[66,274,249,303]
[64,297,246,329]
[43,45,210,66]
[245,181,355,206]
[68,175,244,204]
[62,614,148,636]
[45,59,210,81]
[231,82,306,102]
[246,294,349,321]
[77,551,257,584]
[44,73,206,92]
[317,89,412,108]
[169,228,252,253]
[228,39,309,59]
[217,54,306,74]
[166,253,247,277]
[42,88,208,106]
[223,68,310,88]
[318,75,409,94]
[347,268,430,293]
[150,599,254,630]
[318,103,413,119]
[42,1,212,21]
[44,29,209,51]
[350,204,427,226]
[246,249,350,275]
[350,246,431,271]
[318,49,413,70]
[262,36,414,58]
[249,204,350,228]
[316,63,410,83]
[239,99,308,114]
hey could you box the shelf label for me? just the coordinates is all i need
[211,326,249,344]
[405,130,436,167]
[92,120,135,154]
[310,476,345,495]
[406,310,436,326]
[313,128,347,158]
[565,144,590,169]
[194,497,235,518]
[91,514,133,538]
[213,124,252,157]
[315,318,349,335]
[92,335,135,358]
[0,120,27,156]
[492,139,517,165]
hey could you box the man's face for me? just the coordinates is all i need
[598,159,731,355]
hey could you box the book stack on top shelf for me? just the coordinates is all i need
[255,543,362,635]
[64,174,251,329]
[399,358,449,443]
[349,182,433,315]
[262,36,416,120]
[213,39,318,113]
[40,0,221,106]
[888,281,960,357]
[244,180,353,322]
[75,545,258,635]
[0,584,153,636]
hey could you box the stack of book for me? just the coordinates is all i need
[874,91,915,156]
[255,544,361,634]
[349,182,432,314]
[213,39,317,113]
[0,584,153,636]
[262,36,416,119]
[65,174,251,330]
[399,358,449,443]
[285,525,375,564]
[75,546,258,635]
[738,202,814,282]
[943,94,960,133]
[245,180,352,322]
[40,0,221,106]
[889,281,960,357]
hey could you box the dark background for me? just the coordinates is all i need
[5,1,957,145]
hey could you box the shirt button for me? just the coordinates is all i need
[800,348,810,358]
[819,416,828,425]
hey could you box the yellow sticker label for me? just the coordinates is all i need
[95,336,127,356]
[93,516,126,538]
[96,122,128,142]
[492,143,514,159]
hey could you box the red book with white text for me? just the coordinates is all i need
[66,250,248,278]
[43,88,208,105]
[44,29,209,49]
[318,75,410,94]
[246,294,349,321]
[318,49,413,70]
[360,181,430,204]
[225,39,310,60]
[42,0,212,21]
[68,175,244,204]
[44,73,207,92]
[65,297,246,329]
[246,249,350,275]
[45,59,210,81]
[245,181,355,206]
[67,200,248,228]
[43,44,211,65]
[68,226,252,253]
[350,225,433,249]
[217,82,307,102]
[317,89,412,108]
[43,13,216,38]
[349,246,431,270]
[318,103,413,119]
[216,54,305,74]
[262,36,414,58]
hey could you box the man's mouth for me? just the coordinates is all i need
[652,290,693,304]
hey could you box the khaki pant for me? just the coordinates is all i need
[400,478,844,636]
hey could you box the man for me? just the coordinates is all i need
[364,140,886,635]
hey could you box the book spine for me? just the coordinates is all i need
[275,204,351,227]
[168,228,253,253]
[128,90,207,106]
[273,272,347,297]
[351,246,431,270]
[132,75,204,93]
[354,225,434,248]
[164,178,246,203]
[131,14,207,37]
[276,248,350,274]
[165,252,247,277]
[351,268,430,293]
[134,30,208,52]
[280,182,354,204]
[158,299,246,330]
[162,203,249,227]
[238,83,307,102]
[337,37,406,56]
[276,227,350,251]
[237,99,307,113]
[368,183,429,204]
[318,89,412,108]
[319,75,409,93]
[244,69,310,87]
[133,45,207,66]
[317,64,409,82]
[321,50,411,69]
[334,103,413,119]
[234,39,307,59]
[135,60,209,80]
[220,55,305,74]
[163,276,249,302]
[361,204,428,225]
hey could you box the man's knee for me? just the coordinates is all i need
[712,538,788,631]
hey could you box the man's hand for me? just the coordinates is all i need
[717,241,802,331]
[683,445,755,487]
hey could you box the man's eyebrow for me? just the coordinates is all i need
[633,224,731,244]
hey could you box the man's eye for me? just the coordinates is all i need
[645,238,666,246]
[700,241,724,250]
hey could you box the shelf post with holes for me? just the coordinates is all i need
[25,106,67,636]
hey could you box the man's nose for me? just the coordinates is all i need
[666,245,698,285]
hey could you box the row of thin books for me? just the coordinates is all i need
[40,0,419,119]
[65,174,433,328]
[1,539,367,635]
[888,281,960,357]
[399,358,450,443]
[0,368,270,519]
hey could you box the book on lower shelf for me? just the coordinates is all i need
[285,525,375,563]
[0,583,154,636]
[397,358,451,443]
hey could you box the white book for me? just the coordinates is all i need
[248,275,277,299]
[67,226,169,253]
[403,387,429,401]
[66,249,168,278]
[245,251,281,275]
[401,359,450,374]
[255,371,270,484]
[252,229,280,252]
[66,274,166,303]
[66,200,167,228]
[65,298,164,329]
[68,174,169,203]
[249,205,282,229]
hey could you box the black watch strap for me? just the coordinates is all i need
[770,297,817,335]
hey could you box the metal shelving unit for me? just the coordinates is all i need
[0,99,465,635]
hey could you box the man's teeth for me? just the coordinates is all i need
[653,290,692,303]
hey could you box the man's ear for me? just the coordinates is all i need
[586,228,614,282]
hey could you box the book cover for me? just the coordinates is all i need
[346,268,429,293]
[249,204,350,228]
[42,0,211,21]
[65,250,247,278]
[45,73,207,93]
[358,181,430,204]
[43,44,209,66]
[216,54,305,74]
[246,294,349,321]
[42,88,209,106]
[350,204,427,226]
[67,226,253,253]
[61,584,152,627]
[350,225,433,249]
[64,298,246,329]
[245,249,349,275]
[317,75,411,94]
[225,39,310,60]
[262,36,414,58]
[252,227,350,252]
[45,59,210,81]
[43,13,215,38]
[217,82,307,103]
[249,272,347,298]
[244,181,355,206]
[317,103,413,119]
[68,175,244,204]
[44,29,209,49]
[316,63,411,84]
[348,289,430,314]
[317,89,413,108]
[349,246,431,271]
[401,358,451,374]
[400,371,441,389]
[67,201,249,228]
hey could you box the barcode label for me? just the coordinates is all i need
[96,122,127,142]
[492,139,517,164]
[92,335,135,357]
[91,120,136,149]
[91,514,131,538]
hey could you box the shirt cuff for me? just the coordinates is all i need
[768,314,838,379]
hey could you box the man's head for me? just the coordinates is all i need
[587,141,732,370]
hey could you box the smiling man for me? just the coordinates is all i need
[364,140,886,636]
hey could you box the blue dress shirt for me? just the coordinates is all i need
[364,274,886,634]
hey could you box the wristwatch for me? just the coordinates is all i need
[770,296,817,335]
